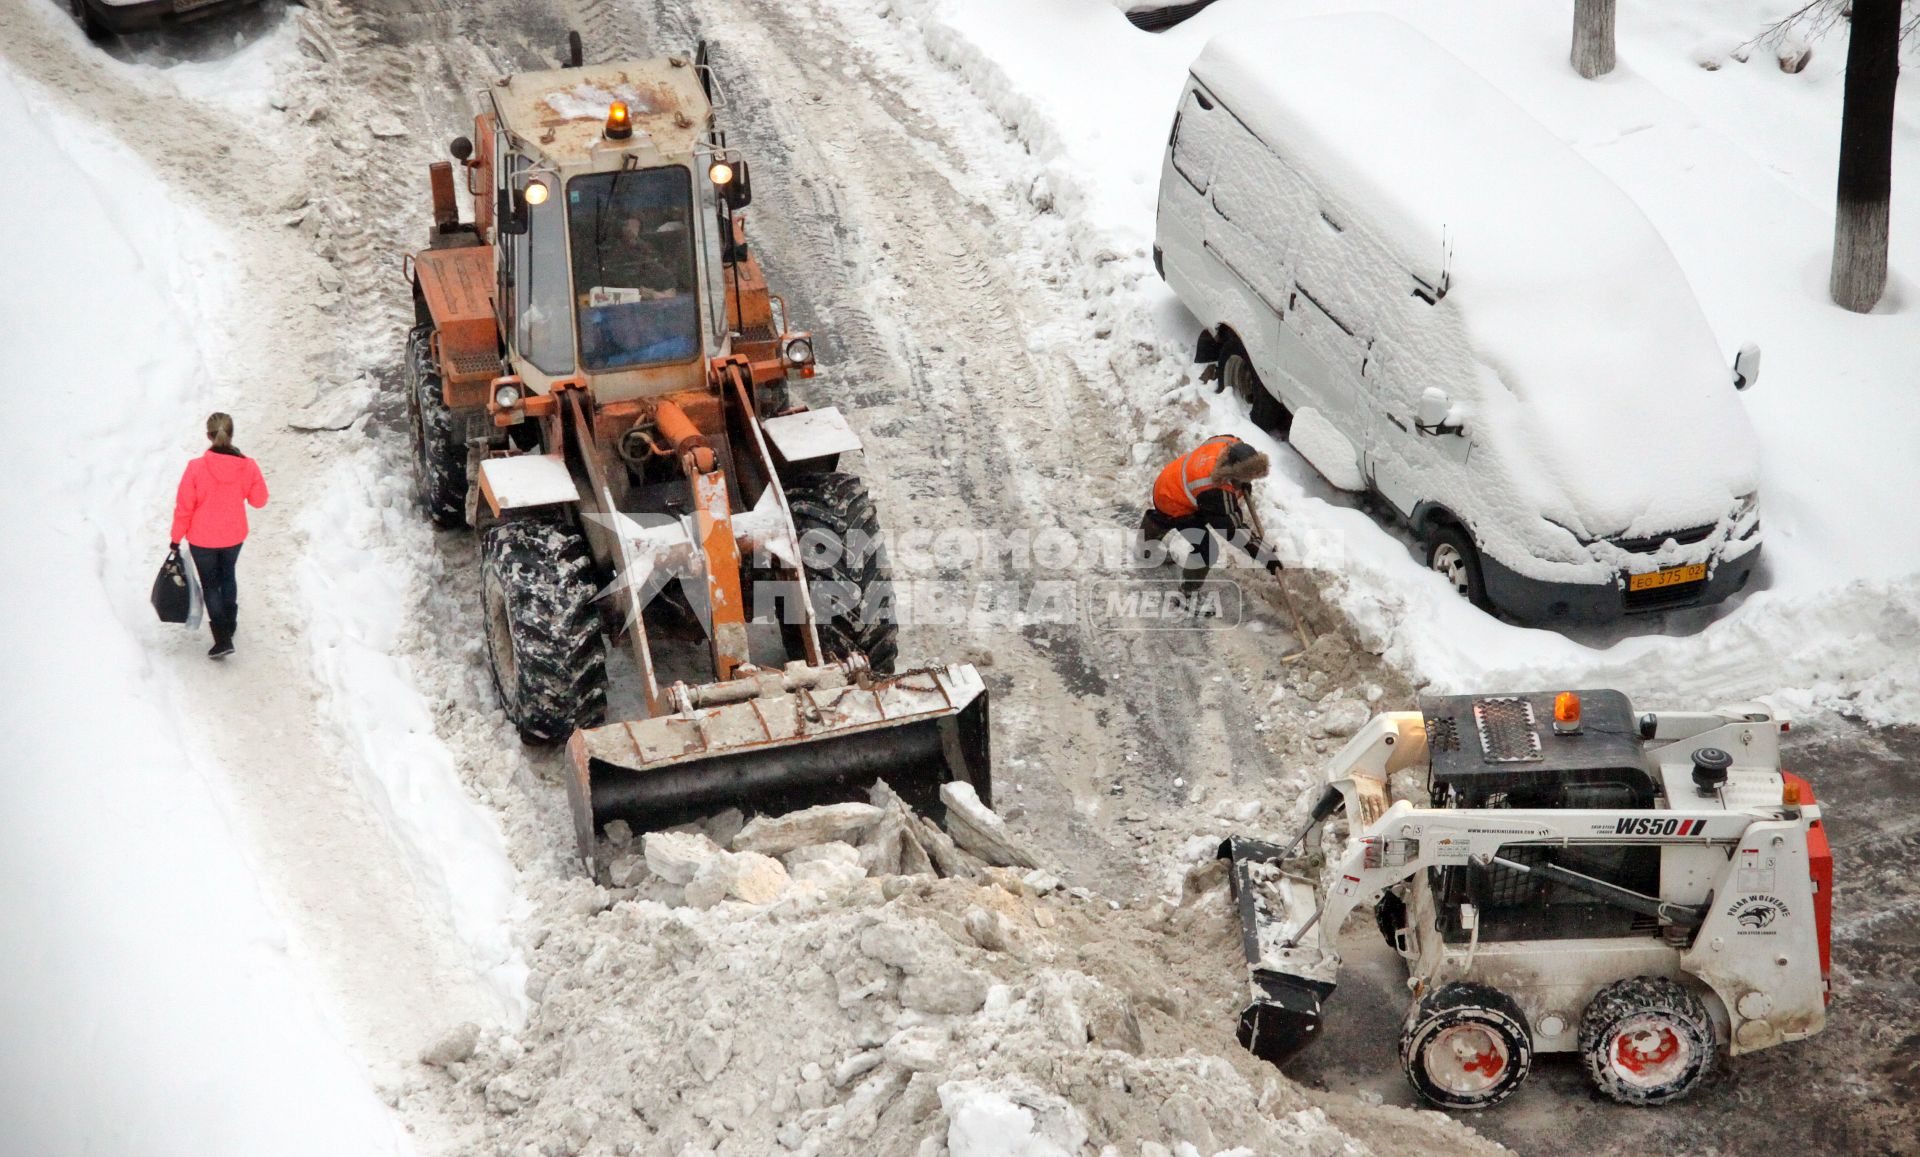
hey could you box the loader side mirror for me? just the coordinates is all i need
[1732,342,1761,391]
[497,188,529,236]
[725,160,752,210]
[449,135,473,163]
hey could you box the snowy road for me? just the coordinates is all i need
[5,0,1916,1152]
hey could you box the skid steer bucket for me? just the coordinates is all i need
[1220,835,1338,1065]
[566,663,989,866]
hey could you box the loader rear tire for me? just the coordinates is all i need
[1579,976,1714,1106]
[783,473,898,674]
[1401,982,1533,1110]
[1375,892,1409,954]
[406,324,470,529]
[481,519,608,746]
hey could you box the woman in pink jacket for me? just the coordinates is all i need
[171,412,269,659]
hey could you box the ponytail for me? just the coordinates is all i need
[206,412,243,457]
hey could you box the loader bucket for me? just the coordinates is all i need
[1220,835,1339,1066]
[565,664,990,864]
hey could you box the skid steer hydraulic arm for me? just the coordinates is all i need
[1486,854,1708,928]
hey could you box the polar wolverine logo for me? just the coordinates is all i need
[1736,903,1777,930]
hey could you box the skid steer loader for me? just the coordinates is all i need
[1220,689,1831,1109]
[402,40,989,871]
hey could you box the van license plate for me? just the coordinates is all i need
[1628,564,1707,592]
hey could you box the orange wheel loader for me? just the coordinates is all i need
[401,39,989,873]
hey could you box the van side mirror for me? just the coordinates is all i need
[1415,387,1462,435]
[1732,342,1761,391]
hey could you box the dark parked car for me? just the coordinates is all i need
[65,0,262,39]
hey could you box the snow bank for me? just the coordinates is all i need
[0,67,406,1155]
[297,468,531,1016]
[888,0,1920,723]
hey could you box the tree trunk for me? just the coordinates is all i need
[1572,0,1617,79]
[1831,0,1901,313]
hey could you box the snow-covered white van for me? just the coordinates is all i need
[1153,15,1764,623]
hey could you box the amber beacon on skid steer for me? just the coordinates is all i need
[1221,689,1832,1109]
[402,39,989,874]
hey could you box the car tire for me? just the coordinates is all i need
[1401,981,1533,1110]
[1424,523,1490,611]
[1579,976,1715,1106]
[1219,350,1291,437]
[69,0,110,40]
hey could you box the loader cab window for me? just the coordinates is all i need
[568,167,701,372]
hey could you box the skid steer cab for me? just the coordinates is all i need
[401,38,989,874]
[1221,689,1832,1110]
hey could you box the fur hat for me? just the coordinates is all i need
[1210,446,1270,486]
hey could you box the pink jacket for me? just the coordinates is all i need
[172,450,269,549]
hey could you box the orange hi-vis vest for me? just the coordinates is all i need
[1152,435,1242,519]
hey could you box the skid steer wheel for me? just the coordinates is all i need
[1423,523,1490,611]
[481,519,609,746]
[782,473,898,674]
[1579,976,1714,1106]
[406,325,470,529]
[1219,349,1291,436]
[1400,982,1533,1110]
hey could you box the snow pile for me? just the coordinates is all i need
[0,61,405,1157]
[884,0,1920,723]
[422,798,1491,1156]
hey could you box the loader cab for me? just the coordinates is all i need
[481,59,736,402]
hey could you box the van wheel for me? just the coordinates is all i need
[1424,523,1489,610]
[1220,351,1291,437]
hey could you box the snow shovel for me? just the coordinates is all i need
[565,661,991,869]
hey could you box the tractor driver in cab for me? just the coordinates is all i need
[569,169,701,370]
[1139,434,1270,592]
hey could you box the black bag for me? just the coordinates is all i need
[151,548,192,624]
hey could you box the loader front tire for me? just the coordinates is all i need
[783,473,898,674]
[1579,976,1714,1106]
[1401,982,1533,1110]
[406,324,470,529]
[481,519,608,746]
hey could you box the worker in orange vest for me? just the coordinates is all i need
[1140,435,1271,591]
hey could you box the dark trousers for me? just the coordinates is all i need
[1138,507,1237,591]
[190,543,243,638]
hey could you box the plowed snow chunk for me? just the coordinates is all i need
[940,782,1038,869]
[420,1022,479,1067]
[785,841,861,868]
[901,967,990,1015]
[726,852,792,904]
[733,802,884,856]
[644,830,724,884]
[792,857,867,891]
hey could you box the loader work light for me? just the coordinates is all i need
[709,160,734,186]
[523,178,550,206]
[605,101,633,140]
[494,382,523,408]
